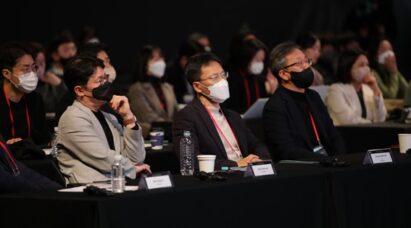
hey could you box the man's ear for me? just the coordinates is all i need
[192,81,203,94]
[278,69,290,81]
[2,68,11,81]
[74,85,85,98]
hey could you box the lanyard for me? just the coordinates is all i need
[241,72,260,108]
[2,86,31,138]
[0,140,20,176]
[309,112,321,145]
[204,106,241,156]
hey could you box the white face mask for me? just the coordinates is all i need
[104,67,117,83]
[352,66,370,83]
[149,60,166,78]
[202,79,230,103]
[378,50,395,64]
[249,61,264,75]
[12,71,39,93]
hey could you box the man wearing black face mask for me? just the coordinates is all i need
[57,56,150,185]
[263,42,345,161]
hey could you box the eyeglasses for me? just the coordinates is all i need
[199,71,229,83]
[13,64,38,74]
[281,58,312,70]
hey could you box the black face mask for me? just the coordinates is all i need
[92,83,113,101]
[289,67,314,89]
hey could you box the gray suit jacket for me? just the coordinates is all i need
[57,100,146,184]
[128,82,178,137]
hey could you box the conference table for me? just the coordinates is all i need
[336,122,411,153]
[3,152,411,228]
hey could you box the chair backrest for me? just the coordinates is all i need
[310,85,329,103]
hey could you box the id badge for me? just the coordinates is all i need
[313,145,328,156]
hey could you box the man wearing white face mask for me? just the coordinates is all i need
[326,49,386,125]
[0,42,50,146]
[128,45,178,138]
[173,53,270,169]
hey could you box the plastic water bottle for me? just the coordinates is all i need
[111,155,125,193]
[180,131,194,176]
[50,127,60,158]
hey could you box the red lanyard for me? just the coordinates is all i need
[309,112,321,145]
[204,106,241,155]
[0,140,20,176]
[2,86,31,138]
[241,72,260,108]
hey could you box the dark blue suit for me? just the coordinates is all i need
[173,97,270,169]
[263,86,345,161]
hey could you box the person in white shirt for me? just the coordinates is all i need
[326,49,386,125]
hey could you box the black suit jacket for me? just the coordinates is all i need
[173,97,270,169]
[263,86,345,161]
[0,134,61,193]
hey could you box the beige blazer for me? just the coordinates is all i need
[128,82,178,137]
[326,83,387,125]
[57,100,146,184]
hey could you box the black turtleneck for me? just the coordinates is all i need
[283,87,319,147]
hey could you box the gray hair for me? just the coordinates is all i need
[269,42,300,81]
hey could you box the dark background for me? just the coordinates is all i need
[0,0,410,82]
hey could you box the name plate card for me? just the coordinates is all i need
[363,148,394,165]
[244,160,276,178]
[138,172,174,190]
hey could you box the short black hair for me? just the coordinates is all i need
[295,32,319,50]
[0,41,33,76]
[269,42,300,81]
[336,49,368,84]
[64,55,105,96]
[49,30,76,53]
[77,42,108,58]
[185,52,223,85]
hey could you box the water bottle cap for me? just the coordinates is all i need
[183,131,191,137]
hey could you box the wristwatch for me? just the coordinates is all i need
[123,115,137,127]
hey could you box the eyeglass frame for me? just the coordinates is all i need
[11,64,39,74]
[197,71,229,83]
[281,58,313,70]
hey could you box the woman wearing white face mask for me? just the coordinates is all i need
[368,38,408,99]
[128,45,178,138]
[326,49,386,125]
[0,42,50,147]
[225,39,271,114]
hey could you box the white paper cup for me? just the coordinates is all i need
[197,155,216,173]
[398,133,411,154]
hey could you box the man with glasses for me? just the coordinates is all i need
[263,42,345,161]
[57,55,150,184]
[173,52,270,169]
[0,41,50,147]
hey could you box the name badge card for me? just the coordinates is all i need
[363,148,394,165]
[244,160,276,178]
[138,172,174,190]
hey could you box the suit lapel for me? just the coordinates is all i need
[192,98,228,159]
